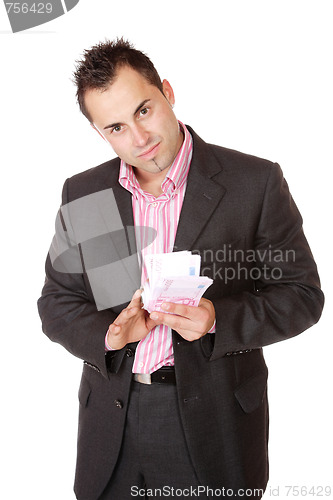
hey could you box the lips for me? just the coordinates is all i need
[138,142,160,159]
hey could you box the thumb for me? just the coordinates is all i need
[146,315,160,331]
[129,288,142,307]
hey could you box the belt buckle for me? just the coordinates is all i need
[134,373,152,385]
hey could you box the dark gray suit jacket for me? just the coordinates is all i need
[38,127,324,500]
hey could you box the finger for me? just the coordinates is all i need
[162,299,215,324]
[147,311,203,341]
[128,288,142,308]
[149,310,194,332]
[109,304,140,332]
[145,315,160,332]
[160,301,202,320]
[152,300,215,332]
[112,304,140,328]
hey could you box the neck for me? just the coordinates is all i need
[133,167,168,197]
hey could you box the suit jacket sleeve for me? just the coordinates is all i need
[209,162,324,360]
[37,179,119,379]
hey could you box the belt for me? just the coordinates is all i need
[133,366,176,385]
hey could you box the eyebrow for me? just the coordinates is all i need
[103,99,151,130]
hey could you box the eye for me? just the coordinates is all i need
[140,107,149,116]
[111,125,122,134]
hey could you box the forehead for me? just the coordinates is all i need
[110,65,154,98]
[85,66,160,126]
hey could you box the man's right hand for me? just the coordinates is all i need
[106,289,158,350]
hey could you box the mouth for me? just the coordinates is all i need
[137,142,161,160]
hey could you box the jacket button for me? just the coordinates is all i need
[125,348,134,357]
[114,399,123,409]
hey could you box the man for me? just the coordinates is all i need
[38,38,324,500]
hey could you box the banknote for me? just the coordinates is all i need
[144,251,201,287]
[141,252,213,313]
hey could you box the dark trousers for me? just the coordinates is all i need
[98,380,209,499]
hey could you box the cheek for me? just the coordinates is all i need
[108,137,130,158]
[161,112,178,140]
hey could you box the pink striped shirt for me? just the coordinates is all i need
[116,122,193,373]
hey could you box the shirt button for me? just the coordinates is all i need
[125,348,134,357]
[152,202,157,207]
[139,362,144,368]
[114,399,123,409]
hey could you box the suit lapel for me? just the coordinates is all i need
[174,127,226,252]
[112,181,134,228]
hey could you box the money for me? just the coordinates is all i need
[141,251,213,313]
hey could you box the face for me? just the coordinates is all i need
[84,66,183,176]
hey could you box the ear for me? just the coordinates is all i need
[162,79,175,107]
[90,123,108,143]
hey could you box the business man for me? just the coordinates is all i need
[38,38,324,500]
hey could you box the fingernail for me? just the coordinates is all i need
[150,313,158,320]
[133,289,142,298]
[161,303,170,311]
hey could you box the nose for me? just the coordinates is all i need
[131,124,149,148]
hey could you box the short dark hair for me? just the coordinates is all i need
[73,38,163,121]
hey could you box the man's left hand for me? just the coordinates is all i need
[150,298,215,341]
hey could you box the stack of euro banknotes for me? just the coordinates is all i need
[141,251,213,313]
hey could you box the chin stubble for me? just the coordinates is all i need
[153,159,163,172]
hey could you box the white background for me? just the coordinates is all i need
[0,0,332,498]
